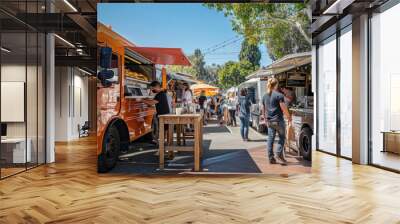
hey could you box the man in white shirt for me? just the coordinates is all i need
[182,83,193,105]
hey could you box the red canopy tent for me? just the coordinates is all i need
[127,47,191,66]
[126,47,191,88]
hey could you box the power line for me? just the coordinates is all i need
[202,35,241,52]
[205,52,269,55]
[203,37,244,55]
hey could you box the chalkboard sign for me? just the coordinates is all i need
[286,72,306,87]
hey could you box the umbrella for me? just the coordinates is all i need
[190,83,219,97]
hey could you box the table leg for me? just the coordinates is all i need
[159,119,165,170]
[382,133,386,152]
[168,124,174,146]
[168,124,174,158]
[200,120,203,158]
[183,125,186,146]
[194,120,201,171]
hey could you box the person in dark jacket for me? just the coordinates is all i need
[238,88,251,141]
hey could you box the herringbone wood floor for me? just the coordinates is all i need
[1,137,400,223]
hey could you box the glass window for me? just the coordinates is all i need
[317,35,337,154]
[1,31,28,178]
[339,26,352,158]
[0,1,46,179]
[370,4,400,171]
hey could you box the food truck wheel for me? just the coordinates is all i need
[98,126,120,173]
[299,127,312,161]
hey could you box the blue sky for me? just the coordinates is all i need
[98,3,272,67]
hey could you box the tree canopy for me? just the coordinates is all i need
[167,49,218,85]
[217,60,254,89]
[206,3,311,60]
[239,39,261,68]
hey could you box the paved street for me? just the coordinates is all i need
[111,118,310,174]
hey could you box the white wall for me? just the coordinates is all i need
[54,67,89,141]
[1,65,34,137]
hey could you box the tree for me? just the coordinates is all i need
[168,49,219,85]
[191,49,208,81]
[204,63,220,85]
[206,3,311,60]
[217,60,254,89]
[167,64,196,78]
[239,39,261,68]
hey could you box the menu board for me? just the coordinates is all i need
[286,72,307,87]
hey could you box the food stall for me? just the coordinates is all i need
[155,69,198,104]
[190,83,219,97]
[246,52,312,160]
[97,23,192,172]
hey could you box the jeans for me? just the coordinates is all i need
[229,109,236,126]
[239,116,250,140]
[267,120,286,160]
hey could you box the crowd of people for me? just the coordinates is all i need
[150,78,294,165]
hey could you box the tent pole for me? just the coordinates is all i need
[162,67,167,89]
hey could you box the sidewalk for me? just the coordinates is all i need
[209,120,311,174]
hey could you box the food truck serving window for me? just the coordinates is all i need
[124,56,153,83]
[124,55,154,98]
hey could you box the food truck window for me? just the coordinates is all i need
[247,87,256,104]
[125,57,153,83]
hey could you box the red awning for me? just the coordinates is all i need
[127,47,191,66]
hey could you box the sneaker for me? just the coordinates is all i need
[276,153,287,164]
[269,158,277,164]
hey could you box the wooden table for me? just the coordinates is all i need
[381,131,400,154]
[158,114,203,171]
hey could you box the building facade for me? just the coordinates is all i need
[312,0,400,172]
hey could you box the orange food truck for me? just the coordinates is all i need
[97,23,191,172]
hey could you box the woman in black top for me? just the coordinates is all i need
[261,78,291,164]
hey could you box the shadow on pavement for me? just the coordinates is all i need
[111,137,262,174]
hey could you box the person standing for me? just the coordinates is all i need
[281,86,296,107]
[150,81,170,116]
[166,80,176,113]
[198,90,207,110]
[238,88,251,141]
[150,81,170,144]
[209,97,216,116]
[197,90,208,123]
[227,93,237,126]
[261,78,292,164]
[216,95,224,125]
[182,83,193,106]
